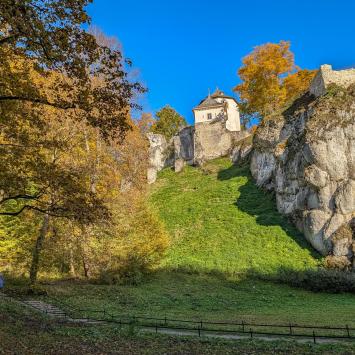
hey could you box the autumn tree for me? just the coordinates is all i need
[137,113,155,135]
[0,1,146,284]
[283,69,316,102]
[0,0,145,214]
[234,41,316,121]
[0,0,143,137]
[151,105,186,140]
[0,116,169,283]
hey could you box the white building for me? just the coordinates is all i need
[192,88,241,131]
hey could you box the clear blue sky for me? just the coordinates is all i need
[88,0,355,124]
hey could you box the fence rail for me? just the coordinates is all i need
[45,297,355,343]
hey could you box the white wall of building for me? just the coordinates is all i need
[193,98,240,132]
[194,106,225,124]
[224,98,240,131]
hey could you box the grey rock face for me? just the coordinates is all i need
[250,152,276,187]
[147,121,250,182]
[174,126,194,164]
[250,89,355,267]
[146,133,174,184]
[231,136,253,165]
[174,158,185,173]
[194,121,233,164]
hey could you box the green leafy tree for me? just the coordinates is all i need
[151,105,186,140]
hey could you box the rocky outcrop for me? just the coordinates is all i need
[231,134,253,165]
[147,122,251,181]
[147,133,174,184]
[194,121,250,165]
[174,126,194,172]
[250,85,355,267]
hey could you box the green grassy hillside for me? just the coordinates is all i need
[8,158,355,332]
[2,296,355,355]
[149,158,319,274]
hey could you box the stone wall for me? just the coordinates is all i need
[310,64,355,97]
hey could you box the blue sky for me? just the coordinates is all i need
[88,0,355,124]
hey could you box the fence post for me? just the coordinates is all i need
[242,321,245,333]
[156,323,158,334]
[200,320,203,329]
[289,323,292,335]
[250,328,253,339]
[164,316,167,326]
[346,325,350,338]
[313,331,316,344]
[198,327,201,337]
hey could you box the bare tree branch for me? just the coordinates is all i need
[0,204,74,218]
[0,193,42,205]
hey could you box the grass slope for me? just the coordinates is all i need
[5,158,355,343]
[29,159,354,328]
[2,297,354,355]
[150,158,318,274]
[43,273,355,327]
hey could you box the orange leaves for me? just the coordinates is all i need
[234,41,316,118]
[283,69,317,102]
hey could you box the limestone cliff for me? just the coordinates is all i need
[147,121,250,182]
[147,133,174,184]
[250,84,355,268]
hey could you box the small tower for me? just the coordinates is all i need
[192,88,240,131]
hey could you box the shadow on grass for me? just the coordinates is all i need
[157,265,355,294]
[217,163,320,259]
[4,264,355,302]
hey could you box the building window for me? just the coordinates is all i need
[207,113,212,120]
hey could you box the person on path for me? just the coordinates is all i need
[0,273,4,289]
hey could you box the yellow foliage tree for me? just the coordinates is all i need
[0,53,168,284]
[283,69,317,102]
[234,41,316,120]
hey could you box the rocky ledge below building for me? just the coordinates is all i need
[250,84,355,269]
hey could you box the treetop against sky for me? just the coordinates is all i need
[88,0,355,124]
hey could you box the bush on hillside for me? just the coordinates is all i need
[84,199,170,285]
[272,267,355,293]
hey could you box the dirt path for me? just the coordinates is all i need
[23,300,69,318]
[140,326,348,345]
[7,295,354,345]
[7,296,103,324]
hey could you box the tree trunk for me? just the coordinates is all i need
[81,232,91,278]
[82,255,90,278]
[69,246,76,277]
[29,214,49,285]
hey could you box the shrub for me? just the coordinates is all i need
[273,267,355,293]
[97,261,144,286]
[325,83,346,97]
[88,200,169,285]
